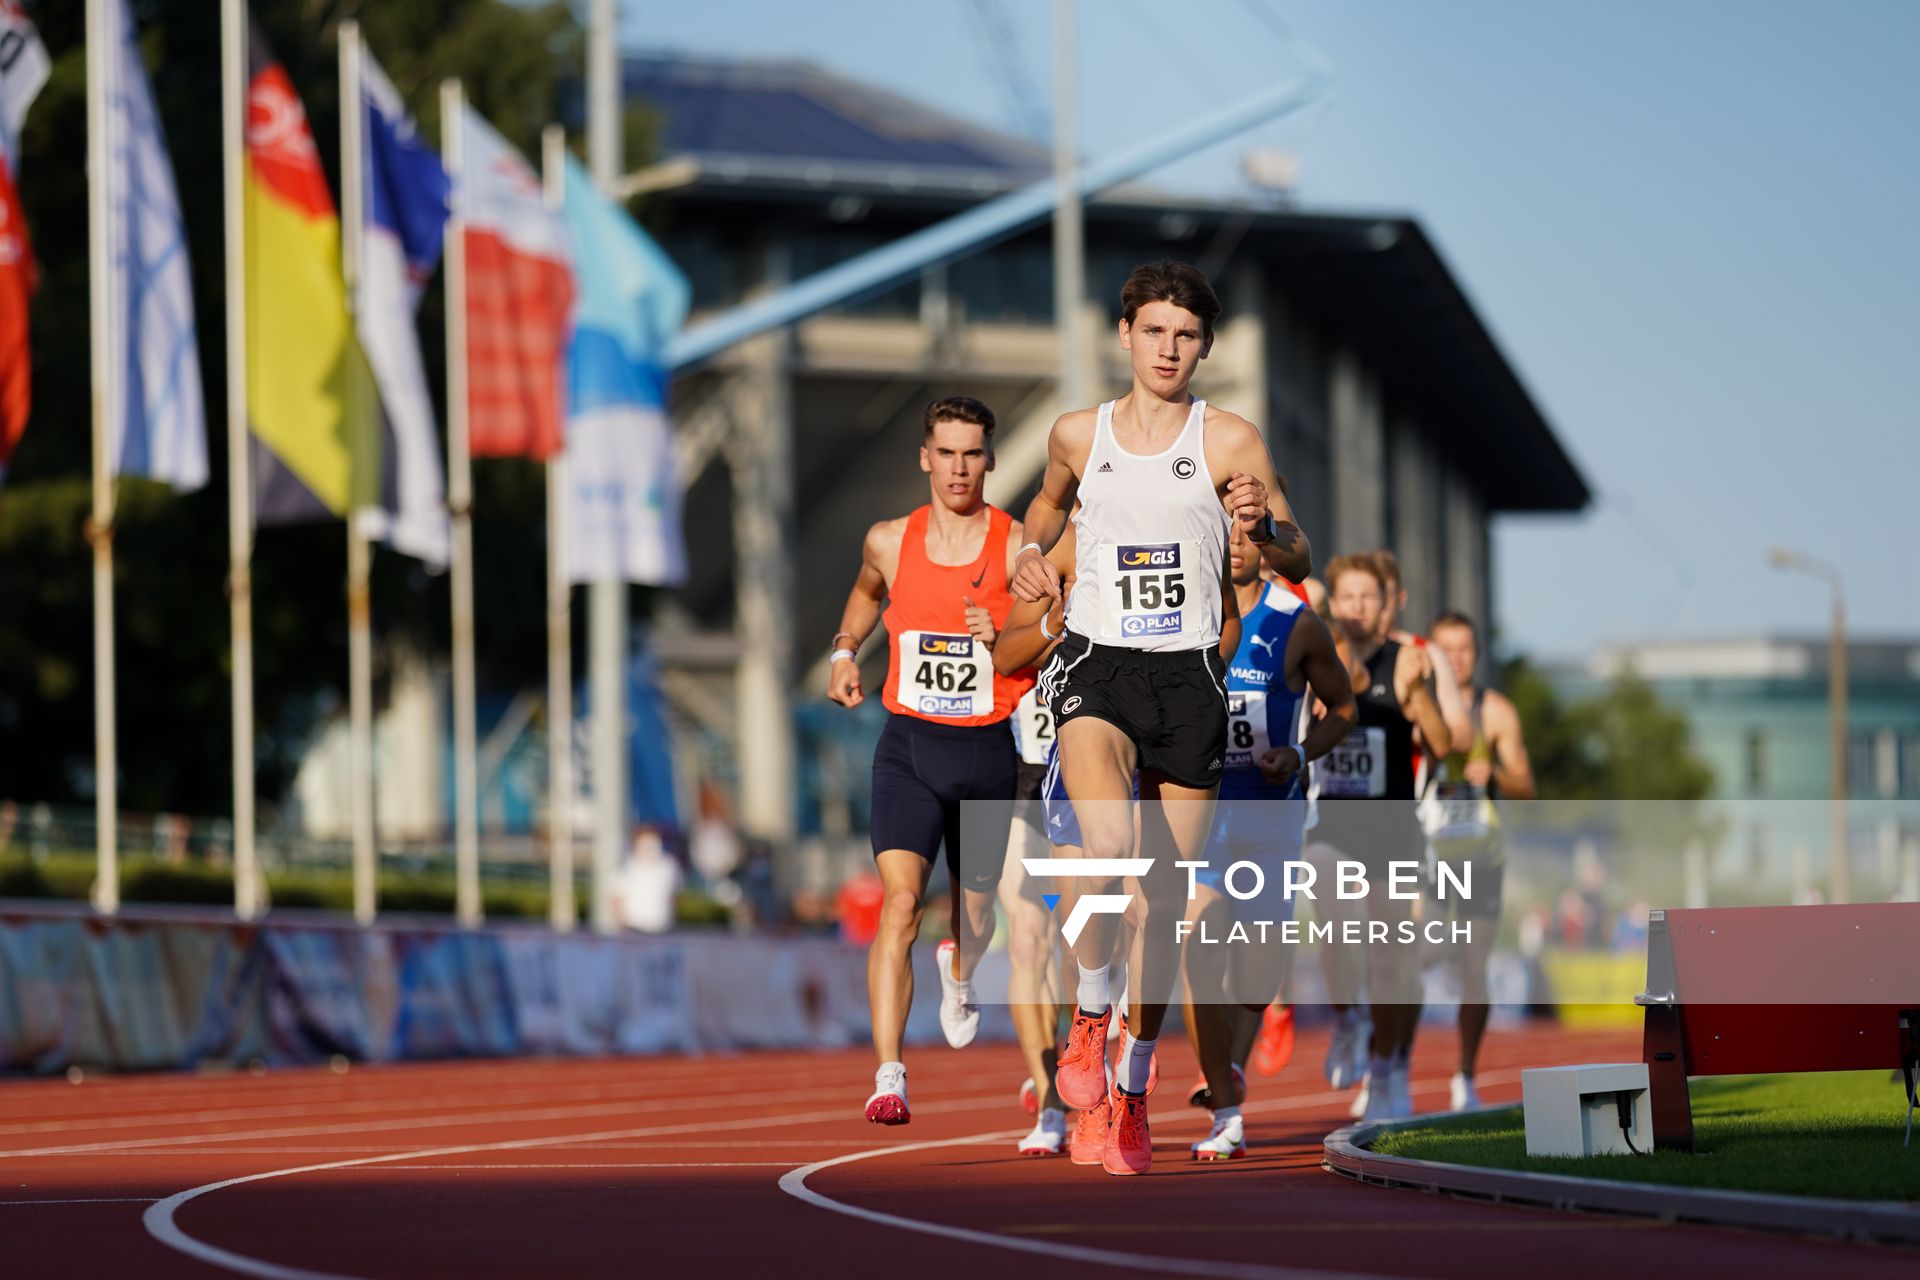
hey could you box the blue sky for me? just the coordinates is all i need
[622,0,1919,660]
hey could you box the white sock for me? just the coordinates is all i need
[1117,1033,1156,1095]
[876,1060,905,1087]
[1076,963,1110,1015]
[1212,1104,1242,1126]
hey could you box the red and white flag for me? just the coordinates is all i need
[0,0,49,482]
[458,107,573,459]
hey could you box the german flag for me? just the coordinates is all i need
[244,26,376,522]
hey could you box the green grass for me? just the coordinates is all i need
[1373,1072,1920,1202]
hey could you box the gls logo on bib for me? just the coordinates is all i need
[918,635,974,656]
[1117,544,1181,571]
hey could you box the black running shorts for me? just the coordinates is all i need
[1037,631,1228,790]
[870,713,1016,893]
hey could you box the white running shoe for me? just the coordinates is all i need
[1348,1073,1371,1119]
[935,939,979,1048]
[1350,1013,1373,1086]
[1018,1108,1067,1156]
[1449,1072,1480,1111]
[865,1062,910,1125]
[1360,1073,1397,1125]
[1392,1064,1416,1119]
[1325,1010,1361,1089]
[1190,1112,1247,1161]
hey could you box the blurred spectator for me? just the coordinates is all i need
[736,838,782,927]
[1610,898,1651,953]
[1554,886,1600,948]
[835,871,884,946]
[615,826,682,934]
[689,779,743,887]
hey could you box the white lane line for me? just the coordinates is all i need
[1,1076,930,1161]
[0,1059,870,1139]
[0,1197,158,1206]
[769,1072,1529,1280]
[366,1162,801,1170]
[778,1132,1410,1280]
[139,1090,1020,1280]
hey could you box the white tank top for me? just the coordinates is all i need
[1066,398,1227,653]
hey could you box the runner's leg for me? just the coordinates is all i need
[869,849,935,1065]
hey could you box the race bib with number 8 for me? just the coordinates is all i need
[896,631,991,718]
[1224,689,1271,770]
[1097,540,1201,644]
[1316,726,1387,798]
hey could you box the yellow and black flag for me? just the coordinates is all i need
[243,26,375,522]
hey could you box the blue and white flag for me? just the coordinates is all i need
[561,155,688,586]
[102,0,207,491]
[354,51,450,567]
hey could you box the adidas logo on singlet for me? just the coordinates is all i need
[1097,461,1113,473]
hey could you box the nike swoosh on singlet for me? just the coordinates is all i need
[970,565,988,588]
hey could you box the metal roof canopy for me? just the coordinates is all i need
[643,54,1586,515]
[664,76,1330,370]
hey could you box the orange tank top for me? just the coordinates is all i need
[882,505,1034,725]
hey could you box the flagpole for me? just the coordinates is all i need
[84,0,119,915]
[221,0,259,919]
[541,123,576,933]
[587,0,625,936]
[339,19,376,926]
[441,78,481,929]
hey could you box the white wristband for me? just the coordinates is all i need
[829,648,856,665]
[1039,612,1058,641]
[1016,541,1044,562]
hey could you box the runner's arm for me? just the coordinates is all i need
[994,595,1064,674]
[1296,612,1356,762]
[1218,551,1242,661]
[1484,689,1536,799]
[826,523,893,707]
[1259,611,1353,787]
[1217,419,1311,582]
[1396,646,1452,760]
[1012,418,1085,602]
[1426,641,1473,753]
[994,539,1073,675]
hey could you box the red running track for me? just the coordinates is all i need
[0,1021,1911,1278]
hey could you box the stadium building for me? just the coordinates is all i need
[293,52,1590,880]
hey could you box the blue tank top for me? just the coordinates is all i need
[1221,582,1308,800]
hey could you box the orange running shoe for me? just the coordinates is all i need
[1068,1097,1110,1165]
[1185,1062,1246,1111]
[1103,1089,1152,1176]
[1252,1004,1296,1077]
[1112,1014,1159,1096]
[1055,1007,1112,1110]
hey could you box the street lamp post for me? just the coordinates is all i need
[1767,548,1848,903]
